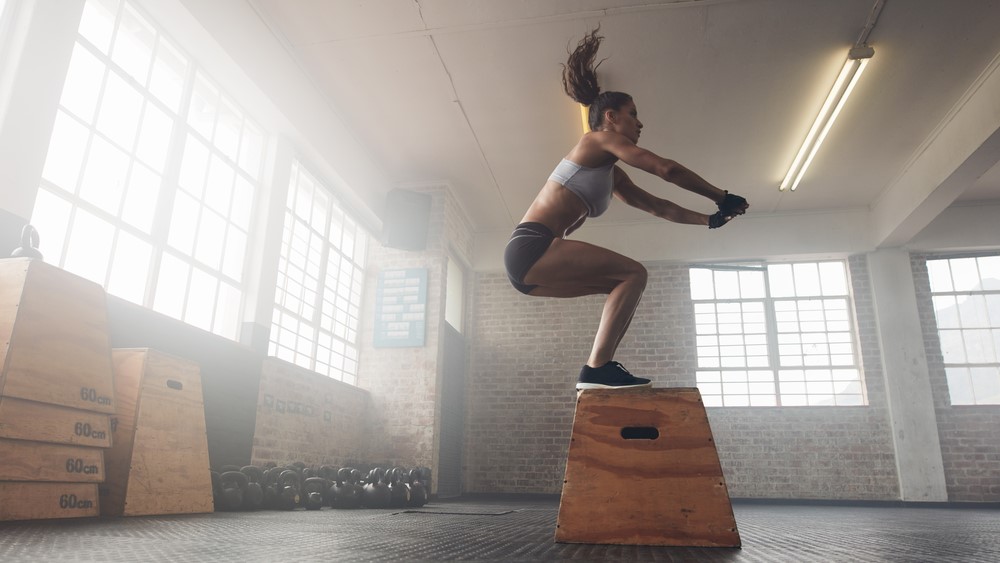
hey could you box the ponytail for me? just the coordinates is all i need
[561,27,633,132]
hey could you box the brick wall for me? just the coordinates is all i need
[466,256,900,499]
[911,253,1000,502]
[250,358,371,468]
[356,184,474,483]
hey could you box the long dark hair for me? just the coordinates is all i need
[561,27,632,131]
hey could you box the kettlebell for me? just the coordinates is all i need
[262,466,283,509]
[302,477,327,510]
[276,469,301,510]
[387,467,411,508]
[219,470,248,511]
[210,471,224,511]
[10,225,42,260]
[363,467,391,509]
[319,466,339,506]
[240,466,265,510]
[407,468,428,507]
[330,467,363,509]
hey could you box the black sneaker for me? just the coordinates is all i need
[576,361,652,390]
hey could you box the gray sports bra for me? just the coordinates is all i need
[548,158,615,217]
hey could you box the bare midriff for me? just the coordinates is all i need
[520,180,592,238]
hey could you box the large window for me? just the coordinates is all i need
[690,261,866,407]
[926,255,1000,405]
[270,162,367,384]
[30,0,265,340]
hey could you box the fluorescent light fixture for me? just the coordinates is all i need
[780,46,874,191]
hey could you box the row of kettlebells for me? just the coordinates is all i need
[211,463,430,511]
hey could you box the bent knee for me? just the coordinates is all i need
[623,260,648,286]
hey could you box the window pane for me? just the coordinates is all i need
[793,263,821,296]
[214,95,242,162]
[194,208,226,270]
[185,267,216,331]
[149,38,187,112]
[204,155,234,215]
[167,191,200,254]
[230,176,255,230]
[768,264,794,297]
[135,101,173,172]
[818,261,847,295]
[178,134,210,197]
[739,270,765,298]
[60,43,105,123]
[30,189,73,264]
[214,281,241,340]
[96,71,144,150]
[926,259,953,293]
[120,162,160,234]
[42,111,90,193]
[111,3,155,84]
[689,268,714,300]
[222,226,246,281]
[64,209,114,284]
[714,270,739,299]
[79,0,119,54]
[970,367,1000,404]
[238,121,265,178]
[107,230,150,304]
[79,135,129,215]
[979,256,1000,290]
[187,73,218,140]
[949,258,980,292]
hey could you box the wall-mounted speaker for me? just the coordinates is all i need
[381,189,432,251]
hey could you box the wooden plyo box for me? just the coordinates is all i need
[100,348,213,517]
[0,482,99,521]
[0,396,112,447]
[0,438,104,482]
[555,387,741,548]
[0,258,115,414]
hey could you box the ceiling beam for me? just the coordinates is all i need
[869,50,1000,248]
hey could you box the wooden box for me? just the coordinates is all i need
[100,348,213,516]
[0,396,112,447]
[0,258,115,413]
[0,438,104,482]
[0,482,99,521]
[555,387,740,547]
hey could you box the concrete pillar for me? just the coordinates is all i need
[867,248,948,501]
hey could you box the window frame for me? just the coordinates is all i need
[924,253,1000,406]
[690,260,868,408]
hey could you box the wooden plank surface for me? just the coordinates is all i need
[0,396,112,447]
[101,349,213,516]
[0,438,104,482]
[555,387,740,547]
[99,349,145,517]
[1,259,115,413]
[0,259,30,391]
[0,482,99,521]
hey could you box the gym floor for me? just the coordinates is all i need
[1,497,998,562]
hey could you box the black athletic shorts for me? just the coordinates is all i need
[503,222,555,295]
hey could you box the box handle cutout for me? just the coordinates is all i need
[621,426,659,440]
[166,380,183,391]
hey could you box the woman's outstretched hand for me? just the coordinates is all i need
[708,192,749,229]
[718,192,749,216]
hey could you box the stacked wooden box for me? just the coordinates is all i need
[0,258,116,521]
[101,348,214,516]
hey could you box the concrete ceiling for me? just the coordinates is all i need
[245,0,1000,261]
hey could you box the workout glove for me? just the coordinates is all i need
[717,191,749,217]
[708,211,731,229]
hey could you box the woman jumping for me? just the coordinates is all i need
[503,28,749,390]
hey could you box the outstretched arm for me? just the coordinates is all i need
[612,167,709,226]
[595,132,728,203]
